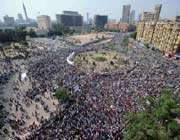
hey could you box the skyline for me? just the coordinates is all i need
[0,0,180,21]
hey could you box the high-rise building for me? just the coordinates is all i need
[122,5,131,23]
[23,3,29,23]
[141,12,155,21]
[63,11,79,16]
[141,4,162,22]
[56,11,83,27]
[94,15,108,29]
[3,15,15,26]
[138,14,142,22]
[17,13,24,24]
[87,13,89,24]
[0,19,3,26]
[154,4,162,21]
[37,15,51,32]
[174,15,180,22]
[129,10,135,24]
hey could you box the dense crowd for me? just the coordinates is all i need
[0,33,180,139]
[28,34,180,139]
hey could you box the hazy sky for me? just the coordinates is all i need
[0,0,180,21]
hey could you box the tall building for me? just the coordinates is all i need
[3,15,15,26]
[87,13,89,24]
[141,4,162,22]
[94,15,108,29]
[175,16,180,22]
[56,11,83,27]
[122,5,131,23]
[138,14,142,22]
[17,13,24,24]
[0,19,3,26]
[154,4,162,21]
[23,3,29,23]
[37,15,51,32]
[141,12,155,21]
[129,10,135,24]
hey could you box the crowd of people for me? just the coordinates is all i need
[0,33,179,139]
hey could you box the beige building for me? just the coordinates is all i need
[137,20,180,53]
[37,15,51,32]
[154,4,162,21]
[141,12,155,22]
[141,4,162,22]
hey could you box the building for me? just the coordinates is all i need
[108,19,117,23]
[122,5,131,23]
[94,15,108,29]
[17,13,25,24]
[136,20,180,53]
[3,15,15,26]
[56,11,83,27]
[105,23,129,32]
[138,14,142,22]
[86,13,89,24]
[0,19,3,27]
[63,11,80,16]
[129,10,135,24]
[141,4,162,22]
[141,12,155,21]
[174,16,180,22]
[37,15,51,33]
[154,4,162,21]
[88,18,93,25]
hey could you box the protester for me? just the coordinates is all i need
[0,33,179,139]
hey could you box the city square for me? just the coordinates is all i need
[0,0,180,140]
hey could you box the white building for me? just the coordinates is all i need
[141,4,162,22]
[37,15,51,33]
[3,15,15,26]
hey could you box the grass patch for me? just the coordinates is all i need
[93,53,107,62]
[54,88,69,102]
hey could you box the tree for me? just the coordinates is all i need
[0,26,37,43]
[0,29,9,43]
[28,29,37,38]
[130,32,137,39]
[49,23,75,37]
[124,88,180,140]
[14,26,27,42]
[4,29,15,42]
[54,88,69,103]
